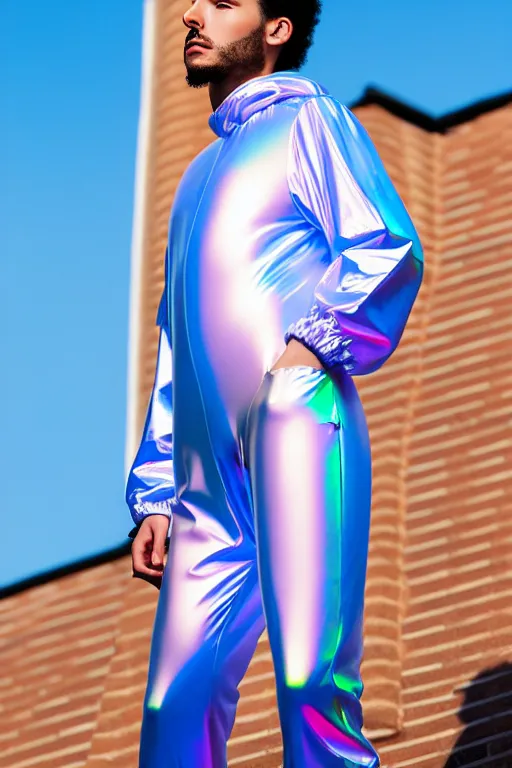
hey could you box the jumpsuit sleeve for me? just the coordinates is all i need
[284,94,424,375]
[125,247,176,540]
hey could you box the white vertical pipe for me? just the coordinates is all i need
[125,0,157,477]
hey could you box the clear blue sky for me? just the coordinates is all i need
[2,0,510,589]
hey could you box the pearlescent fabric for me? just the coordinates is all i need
[126,71,423,767]
[139,365,378,768]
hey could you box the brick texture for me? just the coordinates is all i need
[0,561,126,768]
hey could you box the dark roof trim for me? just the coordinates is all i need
[0,541,132,600]
[350,85,512,133]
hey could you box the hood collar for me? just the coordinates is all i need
[208,71,328,138]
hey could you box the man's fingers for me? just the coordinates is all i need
[131,541,163,579]
[133,560,164,577]
[131,527,152,572]
[131,548,164,586]
[151,520,168,568]
[131,515,168,576]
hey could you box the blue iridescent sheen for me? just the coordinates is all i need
[126,247,177,528]
[125,71,423,767]
[284,93,423,373]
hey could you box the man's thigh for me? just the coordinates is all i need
[144,503,264,711]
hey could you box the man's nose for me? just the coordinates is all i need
[183,2,203,31]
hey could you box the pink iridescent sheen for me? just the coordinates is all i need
[126,70,423,767]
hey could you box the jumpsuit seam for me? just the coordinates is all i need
[182,139,224,366]
[330,390,345,685]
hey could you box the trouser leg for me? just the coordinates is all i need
[138,505,265,768]
[244,364,380,768]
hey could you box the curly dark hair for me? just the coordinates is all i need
[258,0,322,72]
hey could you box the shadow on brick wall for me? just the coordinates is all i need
[444,662,512,768]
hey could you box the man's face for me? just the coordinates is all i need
[183,0,268,87]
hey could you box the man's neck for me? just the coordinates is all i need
[208,65,276,112]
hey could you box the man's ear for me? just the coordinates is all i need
[267,17,293,47]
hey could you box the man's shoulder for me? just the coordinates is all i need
[296,92,354,124]
[288,90,376,172]
[288,92,363,151]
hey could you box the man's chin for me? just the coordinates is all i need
[185,62,227,88]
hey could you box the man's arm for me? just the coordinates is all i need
[126,246,175,534]
[284,95,424,376]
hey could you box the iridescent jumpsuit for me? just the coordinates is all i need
[126,72,423,768]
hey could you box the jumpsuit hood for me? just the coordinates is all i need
[208,70,329,138]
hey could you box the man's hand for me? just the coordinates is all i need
[131,514,170,590]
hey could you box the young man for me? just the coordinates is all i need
[126,1,423,766]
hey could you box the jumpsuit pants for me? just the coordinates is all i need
[138,364,380,768]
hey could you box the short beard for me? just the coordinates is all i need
[185,21,267,88]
